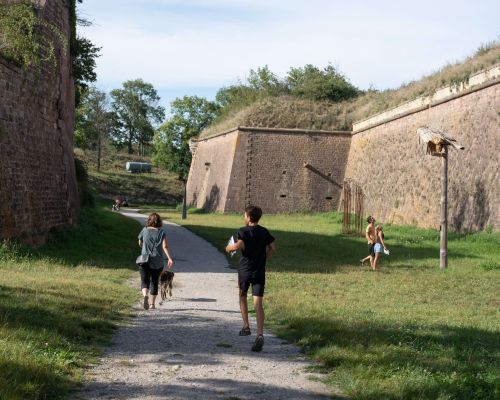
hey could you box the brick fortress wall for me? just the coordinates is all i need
[0,0,78,245]
[187,66,499,230]
[187,128,352,214]
[345,69,499,230]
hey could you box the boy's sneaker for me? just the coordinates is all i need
[143,296,149,310]
[251,335,264,352]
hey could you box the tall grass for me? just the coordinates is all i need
[159,211,500,399]
[0,205,140,399]
[201,42,500,137]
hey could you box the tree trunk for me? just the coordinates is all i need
[97,131,101,172]
[182,179,187,220]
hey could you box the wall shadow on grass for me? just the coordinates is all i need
[29,206,140,269]
[271,315,499,400]
[0,286,122,344]
[0,360,73,400]
[182,225,477,273]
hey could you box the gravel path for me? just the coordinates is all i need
[77,209,344,400]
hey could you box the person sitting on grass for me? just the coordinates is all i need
[372,225,388,270]
[225,205,276,352]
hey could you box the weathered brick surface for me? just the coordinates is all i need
[345,83,499,230]
[0,0,78,245]
[186,132,239,211]
[187,128,351,214]
[187,80,498,230]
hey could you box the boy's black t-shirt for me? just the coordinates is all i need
[237,225,275,273]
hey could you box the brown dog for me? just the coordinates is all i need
[159,270,174,304]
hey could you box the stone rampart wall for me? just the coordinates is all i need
[345,82,499,230]
[187,128,351,214]
[0,0,78,245]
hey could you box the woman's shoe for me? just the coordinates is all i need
[150,304,156,309]
[143,296,149,310]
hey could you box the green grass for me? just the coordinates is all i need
[74,146,183,206]
[202,42,499,136]
[0,204,140,399]
[159,210,500,400]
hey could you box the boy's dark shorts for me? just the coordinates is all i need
[368,243,375,256]
[239,270,265,297]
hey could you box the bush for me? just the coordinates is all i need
[74,157,95,208]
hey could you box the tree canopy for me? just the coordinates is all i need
[215,64,360,117]
[110,79,165,155]
[153,96,220,180]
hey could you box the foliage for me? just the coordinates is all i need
[70,1,101,106]
[0,2,67,71]
[75,86,111,149]
[214,63,359,123]
[110,79,165,155]
[153,96,220,180]
[287,63,360,102]
[207,42,499,135]
[74,157,94,207]
[72,36,101,106]
[160,210,500,400]
[0,204,138,399]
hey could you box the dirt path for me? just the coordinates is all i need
[77,209,343,400]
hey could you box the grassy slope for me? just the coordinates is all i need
[201,43,500,137]
[75,146,183,205]
[0,205,140,400]
[159,210,500,400]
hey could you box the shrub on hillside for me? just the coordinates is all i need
[75,157,95,208]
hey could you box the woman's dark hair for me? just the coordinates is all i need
[147,213,162,228]
[245,205,262,223]
[367,216,375,223]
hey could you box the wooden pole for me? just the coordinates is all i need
[181,179,187,220]
[440,146,448,269]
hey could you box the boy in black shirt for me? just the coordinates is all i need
[226,205,276,352]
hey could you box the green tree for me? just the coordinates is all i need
[110,79,165,155]
[75,86,112,171]
[153,96,220,217]
[70,1,101,105]
[286,64,359,102]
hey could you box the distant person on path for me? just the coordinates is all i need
[360,216,376,268]
[372,225,388,270]
[225,205,276,352]
[138,213,174,310]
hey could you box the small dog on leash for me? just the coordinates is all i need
[159,270,174,304]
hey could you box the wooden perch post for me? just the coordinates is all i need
[417,127,464,269]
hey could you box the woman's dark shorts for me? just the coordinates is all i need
[238,270,265,297]
[139,264,162,295]
[368,243,375,256]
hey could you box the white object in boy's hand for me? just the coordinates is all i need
[227,236,236,257]
[384,248,390,255]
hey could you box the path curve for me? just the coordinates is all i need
[77,209,342,400]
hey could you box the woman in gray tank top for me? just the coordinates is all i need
[138,213,174,309]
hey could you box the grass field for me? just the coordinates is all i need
[0,205,140,400]
[159,210,500,400]
[74,146,183,205]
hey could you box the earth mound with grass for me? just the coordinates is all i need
[201,43,499,138]
[74,147,183,206]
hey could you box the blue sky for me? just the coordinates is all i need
[79,0,499,113]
